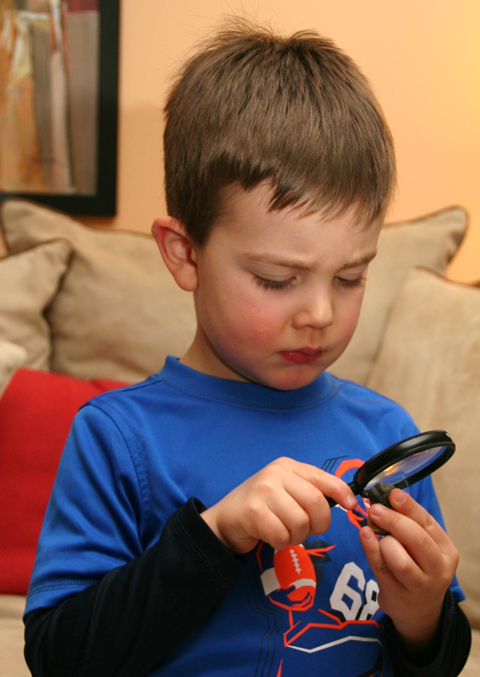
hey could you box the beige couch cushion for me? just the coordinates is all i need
[0,595,29,677]
[367,267,480,630]
[0,200,196,383]
[330,207,467,384]
[0,200,466,384]
[0,241,72,370]
[0,341,27,398]
[460,629,480,677]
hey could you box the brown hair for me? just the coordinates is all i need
[163,18,395,245]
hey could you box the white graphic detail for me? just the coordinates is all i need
[291,578,316,590]
[290,548,302,574]
[330,562,380,621]
[360,578,380,621]
[288,635,383,654]
[261,567,280,595]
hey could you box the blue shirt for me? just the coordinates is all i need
[26,357,464,676]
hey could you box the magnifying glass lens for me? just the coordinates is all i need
[363,445,448,492]
[327,431,455,509]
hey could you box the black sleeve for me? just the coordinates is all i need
[385,589,472,677]
[24,498,245,677]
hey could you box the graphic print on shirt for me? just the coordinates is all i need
[243,456,389,677]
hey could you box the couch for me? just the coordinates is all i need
[0,199,478,676]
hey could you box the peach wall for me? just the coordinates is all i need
[92,0,480,282]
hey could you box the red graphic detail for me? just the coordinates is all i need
[256,459,387,675]
[260,543,335,612]
[335,459,364,477]
[335,459,372,531]
[273,545,316,610]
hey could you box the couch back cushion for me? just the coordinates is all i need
[367,267,480,629]
[0,199,466,384]
[330,207,467,384]
[0,340,26,398]
[0,200,196,383]
[0,240,71,370]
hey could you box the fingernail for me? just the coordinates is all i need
[370,503,385,517]
[391,489,407,505]
[361,526,374,540]
[346,495,358,510]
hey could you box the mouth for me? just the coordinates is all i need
[280,349,323,365]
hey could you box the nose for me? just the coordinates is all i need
[292,288,334,330]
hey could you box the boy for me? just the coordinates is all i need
[24,18,470,677]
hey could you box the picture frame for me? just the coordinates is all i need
[0,0,120,216]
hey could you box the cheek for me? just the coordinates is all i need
[339,294,364,337]
[227,303,281,347]
[217,287,283,348]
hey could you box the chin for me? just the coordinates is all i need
[256,368,324,391]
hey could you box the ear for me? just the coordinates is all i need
[151,216,198,291]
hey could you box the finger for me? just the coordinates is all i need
[264,487,314,545]
[368,499,457,586]
[366,506,455,594]
[287,459,358,512]
[388,490,458,556]
[250,458,320,540]
[377,533,426,589]
[360,525,428,600]
[359,526,398,589]
[368,501,439,571]
[253,508,294,551]
[224,499,293,553]
[281,476,332,537]
[369,490,454,562]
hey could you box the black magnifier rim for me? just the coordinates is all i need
[352,429,455,494]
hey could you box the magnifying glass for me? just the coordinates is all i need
[327,430,455,508]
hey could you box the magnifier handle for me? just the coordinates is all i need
[327,481,358,509]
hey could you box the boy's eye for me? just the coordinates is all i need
[254,276,295,291]
[336,276,366,289]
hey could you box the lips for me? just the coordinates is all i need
[280,349,323,364]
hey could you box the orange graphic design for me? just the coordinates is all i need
[261,543,335,612]
[251,457,389,676]
[335,459,371,531]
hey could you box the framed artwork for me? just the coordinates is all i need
[0,0,119,216]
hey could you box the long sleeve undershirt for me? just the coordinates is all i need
[24,498,471,677]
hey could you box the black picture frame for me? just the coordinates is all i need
[0,0,120,217]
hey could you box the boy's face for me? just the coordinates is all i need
[183,183,381,390]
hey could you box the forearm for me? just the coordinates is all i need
[24,498,245,677]
[385,590,471,677]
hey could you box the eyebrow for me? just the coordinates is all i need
[342,250,378,269]
[242,250,378,270]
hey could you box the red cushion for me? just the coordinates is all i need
[0,368,129,595]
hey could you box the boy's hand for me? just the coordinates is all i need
[201,457,358,554]
[359,488,459,658]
